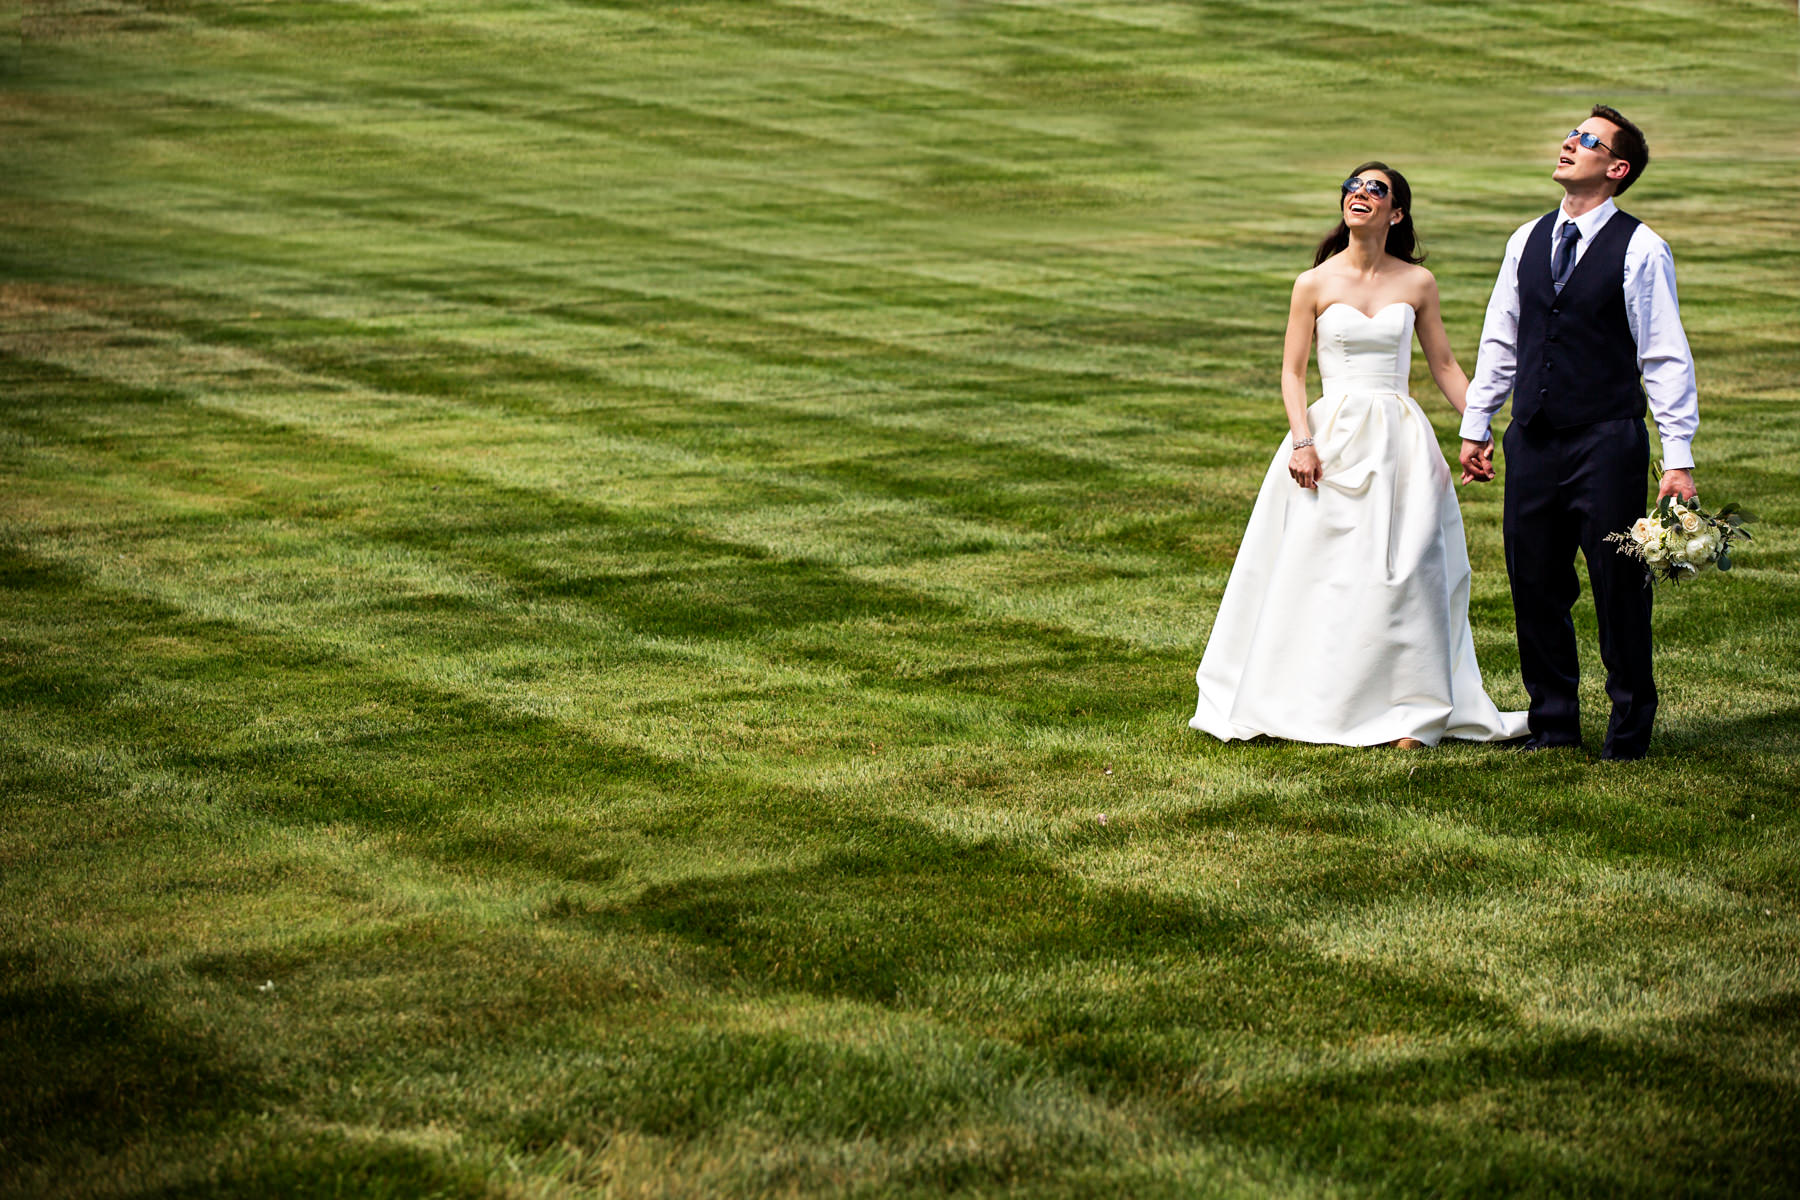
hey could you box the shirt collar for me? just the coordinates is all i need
[1558,196,1617,243]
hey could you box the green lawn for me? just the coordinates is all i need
[4,1,1799,1195]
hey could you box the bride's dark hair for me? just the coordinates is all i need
[1313,161,1426,267]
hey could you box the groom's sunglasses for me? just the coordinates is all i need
[1566,128,1617,156]
[1341,177,1391,200]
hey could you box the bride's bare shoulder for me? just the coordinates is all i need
[1378,261,1436,307]
[1403,263,1442,305]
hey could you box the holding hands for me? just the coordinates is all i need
[1459,438,1495,485]
[1459,442,1698,505]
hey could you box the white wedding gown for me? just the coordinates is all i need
[1190,302,1527,746]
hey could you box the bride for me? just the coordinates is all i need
[1190,162,1527,747]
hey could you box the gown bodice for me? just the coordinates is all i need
[1316,302,1414,395]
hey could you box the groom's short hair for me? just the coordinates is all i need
[1592,104,1649,195]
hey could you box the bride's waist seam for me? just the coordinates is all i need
[1320,375,1408,395]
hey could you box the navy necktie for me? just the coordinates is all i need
[1553,222,1581,293]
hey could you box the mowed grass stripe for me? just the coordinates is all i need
[5,175,1293,391]
[0,359,1189,718]
[1,290,1256,574]
[6,0,1800,1195]
[7,352,1785,831]
[1,186,1300,503]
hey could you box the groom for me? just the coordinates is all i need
[1458,105,1699,761]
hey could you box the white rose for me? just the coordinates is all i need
[1685,535,1715,564]
[1678,510,1704,534]
[1643,541,1670,566]
[1630,517,1658,546]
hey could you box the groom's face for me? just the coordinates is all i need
[1552,117,1630,193]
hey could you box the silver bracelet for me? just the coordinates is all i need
[1292,437,1315,450]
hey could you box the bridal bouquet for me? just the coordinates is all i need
[1607,495,1755,583]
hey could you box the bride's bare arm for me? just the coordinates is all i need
[1415,274,1470,414]
[1417,276,1493,483]
[1282,273,1322,489]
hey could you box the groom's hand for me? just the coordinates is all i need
[1459,438,1495,485]
[1657,468,1697,502]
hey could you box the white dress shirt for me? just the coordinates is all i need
[1461,197,1699,470]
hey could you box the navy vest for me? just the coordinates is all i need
[1512,209,1645,429]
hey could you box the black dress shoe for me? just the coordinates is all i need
[1517,734,1582,752]
[1600,747,1647,762]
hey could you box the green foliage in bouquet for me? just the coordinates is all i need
[1609,493,1757,583]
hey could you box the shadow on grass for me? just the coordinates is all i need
[0,348,185,407]
[530,829,1800,1192]
[1655,704,1800,759]
[135,1131,491,1200]
[526,821,1800,1192]
[0,970,276,1168]
[1199,998,1800,1196]
[580,818,1514,1046]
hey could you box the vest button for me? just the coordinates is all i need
[1539,388,1549,397]
[1550,307,1561,316]
[1547,332,1559,342]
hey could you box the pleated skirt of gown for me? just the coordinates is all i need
[1189,386,1527,747]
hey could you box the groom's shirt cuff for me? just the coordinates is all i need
[1458,410,1495,443]
[1659,438,1694,471]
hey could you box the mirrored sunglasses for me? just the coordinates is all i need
[1341,177,1391,201]
[1566,129,1617,156]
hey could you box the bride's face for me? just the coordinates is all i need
[1342,171,1400,230]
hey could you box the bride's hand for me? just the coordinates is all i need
[1289,444,1322,490]
[1458,438,1495,485]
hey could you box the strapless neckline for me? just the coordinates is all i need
[1315,301,1414,396]
[1320,301,1417,322]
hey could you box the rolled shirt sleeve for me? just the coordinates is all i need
[1624,225,1699,470]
